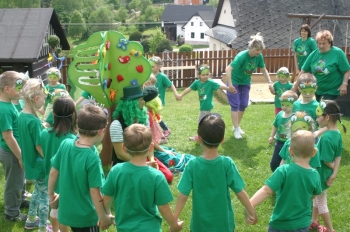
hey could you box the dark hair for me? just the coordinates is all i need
[197,114,225,148]
[323,100,347,133]
[300,24,312,38]
[123,124,153,156]
[51,97,77,137]
[78,104,107,137]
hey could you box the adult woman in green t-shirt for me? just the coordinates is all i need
[294,30,350,101]
[225,32,273,139]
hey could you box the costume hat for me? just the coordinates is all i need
[121,85,145,100]
[143,86,159,102]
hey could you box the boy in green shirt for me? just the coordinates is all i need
[174,114,257,231]
[251,130,322,232]
[102,124,182,232]
[48,104,112,232]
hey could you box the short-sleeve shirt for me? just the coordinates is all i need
[13,99,24,112]
[40,128,75,186]
[45,112,54,125]
[273,81,293,108]
[293,37,317,69]
[279,138,321,169]
[273,111,291,142]
[51,138,105,228]
[155,72,172,106]
[102,162,173,232]
[178,156,245,232]
[317,130,343,190]
[266,164,322,230]
[45,83,66,104]
[292,99,319,127]
[0,101,20,152]
[301,46,350,96]
[18,112,45,180]
[230,49,266,85]
[190,79,220,111]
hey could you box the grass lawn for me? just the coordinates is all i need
[0,90,349,231]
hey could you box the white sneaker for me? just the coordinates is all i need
[234,130,242,139]
[238,127,245,135]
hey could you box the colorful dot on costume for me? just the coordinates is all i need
[108,63,112,70]
[130,49,142,57]
[107,78,112,88]
[117,75,124,82]
[118,56,130,64]
[103,79,107,89]
[106,40,110,50]
[102,47,106,58]
[130,79,138,85]
[110,88,117,101]
[117,39,129,51]
[136,65,143,73]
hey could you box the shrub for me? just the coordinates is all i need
[179,44,193,52]
[129,31,143,41]
[156,39,173,53]
[47,35,60,48]
[141,39,150,53]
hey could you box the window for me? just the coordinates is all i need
[200,33,204,39]
[200,22,203,26]
[191,32,195,38]
[191,22,194,26]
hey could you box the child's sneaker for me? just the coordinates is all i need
[238,127,245,135]
[4,213,27,222]
[20,199,30,208]
[39,225,53,232]
[25,216,40,230]
[234,130,242,139]
[189,135,198,141]
[163,130,172,137]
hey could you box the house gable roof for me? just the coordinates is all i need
[160,5,216,23]
[211,0,350,50]
[0,8,69,63]
[182,10,216,28]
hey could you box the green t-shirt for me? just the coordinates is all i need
[51,138,105,228]
[302,46,350,96]
[317,130,343,190]
[292,99,319,128]
[273,81,293,108]
[13,99,24,112]
[102,162,173,232]
[81,91,95,101]
[230,49,265,85]
[178,156,245,232]
[45,83,66,104]
[279,138,321,169]
[293,37,317,69]
[190,79,220,111]
[0,101,20,152]
[155,72,172,106]
[273,111,291,142]
[45,112,54,125]
[40,128,76,187]
[266,164,322,230]
[18,112,45,180]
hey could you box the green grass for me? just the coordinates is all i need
[1,90,349,231]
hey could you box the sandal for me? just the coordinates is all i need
[317,225,335,232]
[309,221,319,231]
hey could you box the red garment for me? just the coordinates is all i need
[146,157,173,184]
[148,110,164,144]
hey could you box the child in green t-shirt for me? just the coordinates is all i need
[251,130,322,232]
[17,79,51,231]
[0,71,27,222]
[179,64,234,141]
[311,100,346,232]
[268,90,298,172]
[102,124,183,232]
[40,96,77,232]
[272,67,293,115]
[174,114,257,231]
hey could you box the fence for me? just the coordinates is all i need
[61,47,350,88]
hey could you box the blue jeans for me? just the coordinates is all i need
[268,225,309,232]
[270,140,285,172]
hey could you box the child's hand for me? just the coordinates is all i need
[269,85,275,95]
[175,94,182,101]
[146,161,159,169]
[228,85,237,94]
[327,174,336,186]
[98,215,113,230]
[170,220,183,232]
[244,208,258,225]
[268,137,274,144]
[49,193,59,208]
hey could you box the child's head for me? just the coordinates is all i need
[276,67,290,84]
[290,111,315,133]
[144,74,157,87]
[52,96,77,136]
[0,71,23,100]
[280,90,298,113]
[77,104,107,139]
[21,78,47,116]
[123,124,153,156]
[316,100,347,133]
[290,130,315,158]
[148,56,162,73]
[197,114,225,149]
[298,73,317,100]
[248,32,265,51]
[143,86,162,114]
[197,64,211,82]
[47,67,61,85]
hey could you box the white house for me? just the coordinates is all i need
[182,11,213,45]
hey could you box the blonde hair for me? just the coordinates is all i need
[281,90,298,101]
[146,74,157,86]
[299,73,316,83]
[123,124,153,156]
[290,130,315,158]
[149,56,162,65]
[21,78,46,117]
[316,30,333,46]
[0,71,20,91]
[248,32,265,50]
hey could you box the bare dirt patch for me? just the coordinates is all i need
[250,83,274,101]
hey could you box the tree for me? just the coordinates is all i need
[141,39,150,53]
[207,0,219,8]
[0,0,40,8]
[143,6,154,22]
[117,7,128,22]
[68,11,86,39]
[129,31,142,41]
[156,39,173,53]
[153,6,165,21]
[88,7,114,33]
[108,0,120,9]
[148,27,166,54]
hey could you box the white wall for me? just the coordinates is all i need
[209,38,230,51]
[217,0,236,27]
[177,24,185,39]
[183,16,211,45]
